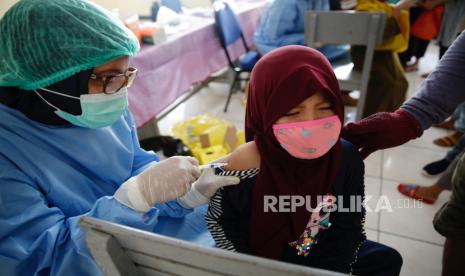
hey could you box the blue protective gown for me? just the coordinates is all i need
[254,0,330,55]
[0,104,212,275]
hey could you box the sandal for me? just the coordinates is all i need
[433,131,463,147]
[404,60,419,72]
[421,72,430,78]
[397,184,436,205]
[404,64,419,72]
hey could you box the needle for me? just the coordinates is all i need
[198,163,228,171]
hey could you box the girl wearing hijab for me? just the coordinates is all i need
[206,46,402,275]
[0,0,239,274]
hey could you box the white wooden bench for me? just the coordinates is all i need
[80,217,346,276]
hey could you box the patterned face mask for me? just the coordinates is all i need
[272,115,341,159]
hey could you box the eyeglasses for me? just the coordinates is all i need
[89,67,138,94]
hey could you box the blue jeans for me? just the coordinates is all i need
[452,102,465,132]
[446,136,465,162]
[446,102,465,161]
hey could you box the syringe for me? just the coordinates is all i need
[198,163,228,171]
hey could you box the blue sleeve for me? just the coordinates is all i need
[261,0,328,47]
[258,1,303,46]
[123,110,159,176]
[123,110,193,218]
[278,33,306,47]
[401,32,465,130]
[310,0,330,11]
[0,158,161,275]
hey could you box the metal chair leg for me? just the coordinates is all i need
[224,72,239,112]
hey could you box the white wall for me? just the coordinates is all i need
[91,0,152,15]
[0,0,18,17]
[92,0,213,12]
[0,0,213,18]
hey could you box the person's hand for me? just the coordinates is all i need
[114,156,201,212]
[392,0,414,19]
[342,109,422,159]
[177,168,240,208]
[394,0,416,10]
[392,6,402,19]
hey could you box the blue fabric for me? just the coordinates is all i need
[215,2,242,46]
[446,102,465,161]
[452,102,465,132]
[446,135,465,162]
[154,204,214,246]
[161,0,182,13]
[318,45,350,62]
[254,0,330,55]
[239,51,260,71]
[443,103,465,162]
[0,104,212,275]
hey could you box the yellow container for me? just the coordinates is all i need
[170,114,245,164]
[196,145,229,165]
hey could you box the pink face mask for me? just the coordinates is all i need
[272,115,341,159]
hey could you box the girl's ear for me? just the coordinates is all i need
[224,141,261,171]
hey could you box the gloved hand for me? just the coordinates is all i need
[177,168,240,208]
[114,156,201,212]
[342,109,423,159]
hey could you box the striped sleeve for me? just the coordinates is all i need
[205,188,237,251]
[205,168,259,252]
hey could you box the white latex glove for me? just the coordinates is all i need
[177,168,240,208]
[114,156,200,212]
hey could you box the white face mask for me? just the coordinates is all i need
[34,87,128,128]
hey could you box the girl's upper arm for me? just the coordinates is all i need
[224,141,260,171]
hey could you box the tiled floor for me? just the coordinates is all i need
[157,43,449,276]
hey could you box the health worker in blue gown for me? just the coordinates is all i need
[254,0,348,61]
[0,0,239,275]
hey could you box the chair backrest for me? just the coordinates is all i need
[161,0,183,13]
[80,217,346,276]
[214,1,243,46]
[305,11,386,121]
[213,1,248,68]
[305,11,386,46]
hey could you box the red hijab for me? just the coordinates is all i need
[245,46,344,260]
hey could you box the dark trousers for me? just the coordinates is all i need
[398,35,430,65]
[352,240,403,276]
[398,7,430,65]
[439,44,449,60]
[442,238,465,276]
